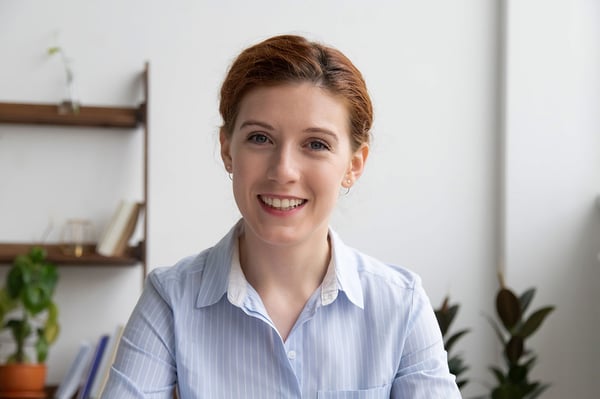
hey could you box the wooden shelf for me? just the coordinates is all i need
[0,62,149,279]
[0,101,144,128]
[0,242,144,266]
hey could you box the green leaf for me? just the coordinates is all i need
[492,384,521,399]
[0,288,17,321]
[508,364,528,383]
[489,366,506,384]
[518,306,555,338]
[35,330,49,363]
[448,355,468,376]
[505,336,524,364]
[22,285,51,314]
[29,246,46,263]
[527,383,550,399]
[435,302,459,336]
[523,355,537,371]
[485,314,507,345]
[47,301,59,323]
[3,246,59,363]
[445,328,470,353]
[44,317,60,345]
[519,288,536,314]
[497,288,522,330]
[6,263,26,298]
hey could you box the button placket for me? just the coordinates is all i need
[284,326,303,388]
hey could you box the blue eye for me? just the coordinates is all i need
[308,140,329,151]
[248,133,270,144]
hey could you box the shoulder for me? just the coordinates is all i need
[353,248,421,291]
[146,249,212,301]
[350,248,427,313]
[333,232,422,294]
[330,228,427,312]
[145,224,238,305]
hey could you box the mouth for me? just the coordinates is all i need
[259,195,307,211]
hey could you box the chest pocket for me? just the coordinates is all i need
[317,383,391,399]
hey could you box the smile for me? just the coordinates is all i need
[259,195,306,211]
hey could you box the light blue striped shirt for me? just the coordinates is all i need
[101,221,461,398]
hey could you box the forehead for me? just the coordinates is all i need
[234,83,350,135]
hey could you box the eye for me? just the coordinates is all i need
[307,140,330,151]
[248,133,271,145]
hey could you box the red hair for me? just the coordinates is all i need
[219,35,373,150]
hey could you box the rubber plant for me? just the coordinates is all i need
[487,273,554,399]
[0,246,60,364]
[434,296,470,389]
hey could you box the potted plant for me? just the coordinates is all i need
[485,273,555,399]
[434,296,470,390]
[0,246,60,395]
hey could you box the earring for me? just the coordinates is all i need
[228,172,233,181]
[342,179,352,195]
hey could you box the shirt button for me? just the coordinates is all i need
[287,350,297,360]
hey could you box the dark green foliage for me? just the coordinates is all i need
[0,247,60,363]
[487,281,554,399]
[434,297,470,390]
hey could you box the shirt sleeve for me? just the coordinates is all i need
[391,279,463,398]
[100,272,177,399]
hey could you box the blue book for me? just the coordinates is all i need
[77,334,110,399]
[54,342,93,399]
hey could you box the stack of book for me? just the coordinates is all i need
[54,325,124,399]
[96,200,143,257]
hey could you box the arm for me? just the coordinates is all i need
[100,273,177,399]
[391,281,462,398]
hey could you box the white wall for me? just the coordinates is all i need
[0,1,596,397]
[504,1,600,397]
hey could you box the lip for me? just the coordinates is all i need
[257,194,307,215]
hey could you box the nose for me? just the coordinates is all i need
[266,144,300,184]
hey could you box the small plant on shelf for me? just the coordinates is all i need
[434,296,470,390]
[486,273,555,399]
[0,246,60,394]
[48,45,80,113]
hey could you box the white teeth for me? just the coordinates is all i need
[260,196,304,210]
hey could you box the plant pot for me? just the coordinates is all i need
[0,363,46,397]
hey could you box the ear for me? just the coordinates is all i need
[343,143,369,188]
[219,128,233,172]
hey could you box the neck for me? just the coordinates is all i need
[238,225,331,296]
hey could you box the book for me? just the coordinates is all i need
[54,342,93,399]
[77,334,110,399]
[97,200,142,256]
[89,324,125,399]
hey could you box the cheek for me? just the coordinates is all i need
[310,163,346,192]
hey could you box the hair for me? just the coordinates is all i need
[219,34,373,151]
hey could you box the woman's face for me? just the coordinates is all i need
[220,82,368,248]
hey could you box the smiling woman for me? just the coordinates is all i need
[100,34,462,399]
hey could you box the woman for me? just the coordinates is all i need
[101,34,461,398]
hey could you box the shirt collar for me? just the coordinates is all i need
[329,228,364,309]
[195,220,364,309]
[194,221,241,308]
[227,236,248,307]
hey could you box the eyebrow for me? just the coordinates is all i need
[239,120,274,131]
[239,120,339,142]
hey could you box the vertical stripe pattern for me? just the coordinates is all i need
[101,222,461,399]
